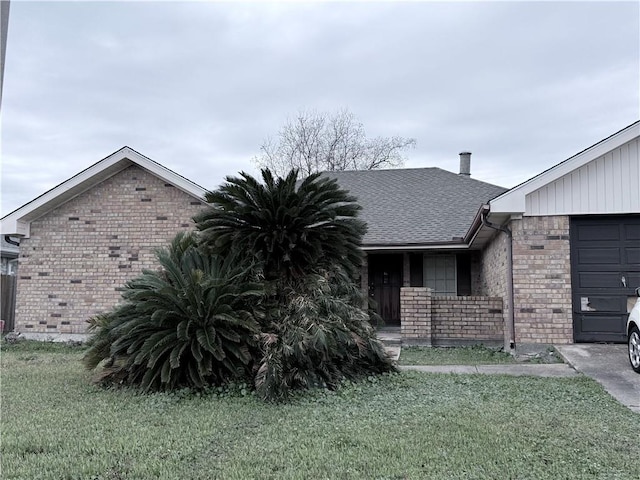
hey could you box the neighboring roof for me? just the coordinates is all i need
[323,168,507,248]
[0,147,208,238]
[490,120,640,215]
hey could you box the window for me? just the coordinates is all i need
[423,255,456,295]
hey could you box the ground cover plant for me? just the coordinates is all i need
[3,345,640,479]
[83,169,395,400]
[399,345,563,365]
[399,345,517,365]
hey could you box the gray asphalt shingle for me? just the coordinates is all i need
[322,168,507,246]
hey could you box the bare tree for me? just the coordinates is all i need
[255,108,416,177]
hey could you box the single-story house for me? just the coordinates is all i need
[1,121,638,348]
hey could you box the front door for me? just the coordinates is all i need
[368,254,403,325]
[571,216,640,342]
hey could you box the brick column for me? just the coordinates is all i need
[401,287,432,345]
[511,216,572,344]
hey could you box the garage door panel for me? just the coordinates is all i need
[626,248,640,264]
[577,247,620,264]
[577,272,623,289]
[624,224,640,240]
[579,315,626,334]
[575,295,623,313]
[571,216,640,343]
[576,224,620,241]
[625,272,640,288]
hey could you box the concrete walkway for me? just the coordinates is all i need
[556,344,640,414]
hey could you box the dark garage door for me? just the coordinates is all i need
[571,215,640,342]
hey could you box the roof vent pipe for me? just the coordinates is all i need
[459,151,471,176]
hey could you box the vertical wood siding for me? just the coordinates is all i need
[526,138,640,215]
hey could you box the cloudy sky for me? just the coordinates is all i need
[1,0,638,217]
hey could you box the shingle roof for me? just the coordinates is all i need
[322,168,507,247]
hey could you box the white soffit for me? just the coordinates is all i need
[490,121,640,215]
[0,147,208,237]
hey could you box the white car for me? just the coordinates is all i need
[628,287,640,374]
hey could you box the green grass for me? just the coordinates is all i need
[2,344,640,479]
[1,339,87,353]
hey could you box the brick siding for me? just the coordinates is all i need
[479,230,509,306]
[15,165,206,335]
[511,215,572,344]
[478,230,509,347]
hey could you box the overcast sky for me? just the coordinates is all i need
[1,0,638,217]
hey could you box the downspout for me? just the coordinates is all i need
[481,212,516,351]
[4,235,19,246]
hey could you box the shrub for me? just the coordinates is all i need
[83,232,262,391]
[255,269,394,401]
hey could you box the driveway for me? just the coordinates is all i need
[555,344,640,414]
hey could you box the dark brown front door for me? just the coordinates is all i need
[368,254,403,325]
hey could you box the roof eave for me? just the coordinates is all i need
[362,242,470,252]
[490,120,640,214]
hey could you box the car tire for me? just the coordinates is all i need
[629,325,640,374]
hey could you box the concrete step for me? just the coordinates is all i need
[376,328,401,345]
[384,345,401,362]
[376,329,402,361]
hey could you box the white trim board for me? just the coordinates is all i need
[490,121,640,215]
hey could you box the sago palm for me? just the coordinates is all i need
[194,169,367,286]
[83,232,263,391]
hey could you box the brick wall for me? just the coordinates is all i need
[511,215,572,344]
[15,165,206,335]
[400,287,503,345]
[432,296,504,343]
[478,230,509,347]
[479,230,509,302]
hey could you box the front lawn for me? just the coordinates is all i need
[2,343,639,479]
